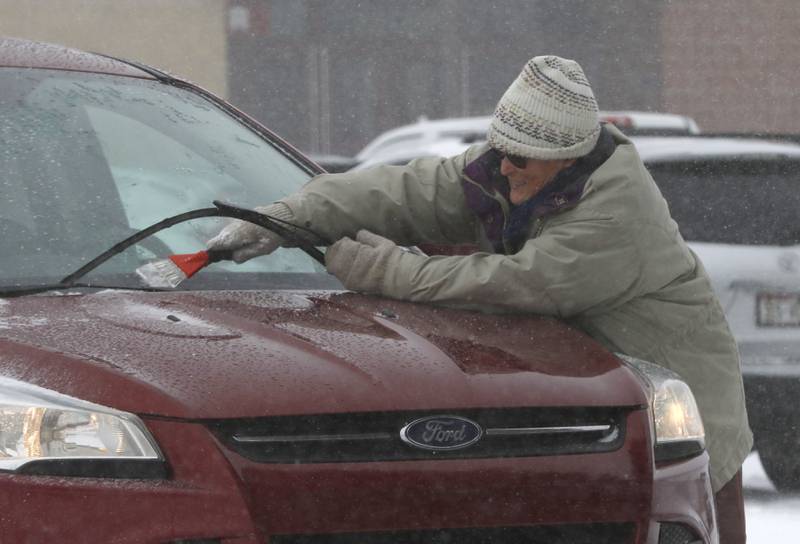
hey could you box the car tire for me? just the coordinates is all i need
[756,429,800,492]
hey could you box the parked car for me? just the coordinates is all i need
[358,128,800,492]
[305,152,361,173]
[353,111,700,170]
[632,136,800,493]
[599,111,701,136]
[0,38,716,543]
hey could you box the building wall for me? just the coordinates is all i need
[3,1,797,155]
[0,0,228,97]
[662,0,800,133]
[227,0,664,156]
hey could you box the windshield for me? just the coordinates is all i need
[0,68,339,290]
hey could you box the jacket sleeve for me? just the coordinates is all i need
[281,145,487,246]
[382,210,643,318]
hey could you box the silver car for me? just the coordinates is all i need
[633,136,800,492]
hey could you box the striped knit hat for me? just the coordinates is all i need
[487,56,600,160]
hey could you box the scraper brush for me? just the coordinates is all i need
[135,249,234,288]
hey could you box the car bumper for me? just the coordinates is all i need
[741,353,800,378]
[0,411,716,543]
[740,345,800,429]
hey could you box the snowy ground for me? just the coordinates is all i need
[743,452,800,542]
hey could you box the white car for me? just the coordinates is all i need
[634,136,800,492]
[358,131,800,491]
[354,112,701,169]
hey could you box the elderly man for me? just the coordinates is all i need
[209,55,752,542]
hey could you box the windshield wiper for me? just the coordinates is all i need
[0,282,157,298]
[0,202,328,298]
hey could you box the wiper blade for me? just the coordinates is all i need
[0,282,164,298]
[59,207,222,287]
[56,202,327,289]
[1,203,327,299]
[0,284,79,298]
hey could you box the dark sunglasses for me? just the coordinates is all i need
[496,150,528,169]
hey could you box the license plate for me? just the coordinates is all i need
[757,293,800,327]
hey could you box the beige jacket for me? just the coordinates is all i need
[284,125,752,491]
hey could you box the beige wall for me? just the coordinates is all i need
[662,0,800,133]
[5,1,798,136]
[0,0,228,97]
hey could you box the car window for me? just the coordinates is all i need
[0,68,334,289]
[647,159,800,246]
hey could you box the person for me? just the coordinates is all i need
[208,55,752,542]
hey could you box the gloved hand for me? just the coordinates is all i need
[325,230,410,295]
[206,202,294,263]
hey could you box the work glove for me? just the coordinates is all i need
[326,230,412,295]
[206,202,294,263]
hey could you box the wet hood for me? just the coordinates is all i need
[0,289,646,419]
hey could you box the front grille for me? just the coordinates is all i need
[207,407,627,464]
[271,523,635,543]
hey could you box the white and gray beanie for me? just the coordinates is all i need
[487,55,600,160]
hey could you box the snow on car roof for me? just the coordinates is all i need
[601,111,700,133]
[357,133,800,171]
[354,138,475,170]
[631,136,800,162]
[355,116,491,161]
[356,111,702,163]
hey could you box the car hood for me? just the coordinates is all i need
[0,289,645,419]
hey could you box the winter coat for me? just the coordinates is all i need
[283,123,752,491]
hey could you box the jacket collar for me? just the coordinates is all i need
[461,124,616,253]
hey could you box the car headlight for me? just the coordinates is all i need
[616,354,706,462]
[0,377,166,478]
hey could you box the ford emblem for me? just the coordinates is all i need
[400,415,483,451]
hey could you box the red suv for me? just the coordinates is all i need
[0,38,715,543]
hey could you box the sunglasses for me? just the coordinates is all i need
[496,150,528,169]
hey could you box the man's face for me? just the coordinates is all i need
[499,155,576,205]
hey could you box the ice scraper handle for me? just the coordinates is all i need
[206,248,235,263]
[212,200,327,265]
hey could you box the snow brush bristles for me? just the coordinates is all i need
[136,249,233,288]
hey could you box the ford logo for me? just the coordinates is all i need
[400,415,483,451]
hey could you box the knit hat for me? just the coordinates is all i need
[487,55,600,160]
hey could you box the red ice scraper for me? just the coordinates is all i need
[136,249,233,288]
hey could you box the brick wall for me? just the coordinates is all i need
[662,0,800,133]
